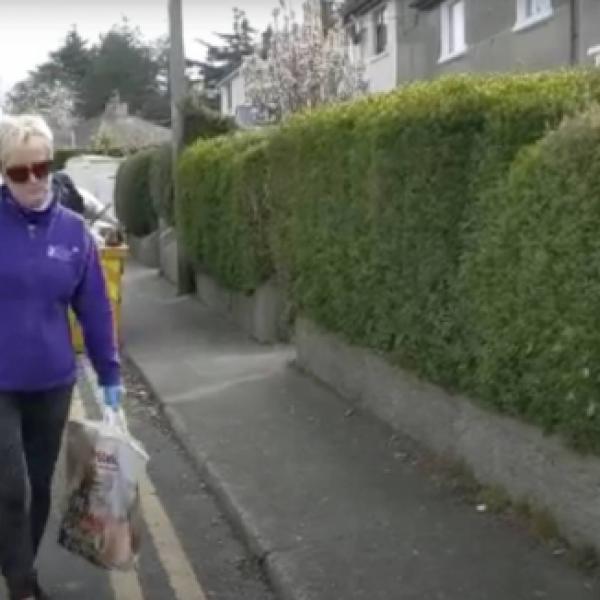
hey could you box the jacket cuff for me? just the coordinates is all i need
[97,366,121,388]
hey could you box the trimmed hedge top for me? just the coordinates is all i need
[176,69,600,451]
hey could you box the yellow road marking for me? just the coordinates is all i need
[71,389,145,600]
[77,361,208,600]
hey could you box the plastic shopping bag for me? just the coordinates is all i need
[58,407,149,570]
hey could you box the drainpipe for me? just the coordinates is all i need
[569,0,579,65]
[396,0,402,86]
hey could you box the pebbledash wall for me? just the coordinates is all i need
[158,225,179,286]
[395,0,575,80]
[128,231,160,270]
[195,270,289,345]
[344,0,600,88]
[128,225,179,286]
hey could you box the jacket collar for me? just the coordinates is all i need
[0,183,59,225]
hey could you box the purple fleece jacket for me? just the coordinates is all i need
[0,184,120,391]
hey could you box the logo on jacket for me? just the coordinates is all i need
[47,244,77,262]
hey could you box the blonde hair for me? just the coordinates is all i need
[0,114,54,168]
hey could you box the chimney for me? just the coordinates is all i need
[105,91,129,118]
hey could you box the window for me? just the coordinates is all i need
[589,45,600,67]
[346,18,367,63]
[515,0,553,30]
[440,0,466,62]
[373,6,387,55]
[360,26,368,61]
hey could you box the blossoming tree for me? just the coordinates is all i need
[241,0,364,122]
[4,80,77,139]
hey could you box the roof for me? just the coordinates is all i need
[216,67,242,89]
[342,0,441,18]
[342,0,386,19]
[51,127,74,149]
[74,114,171,151]
[409,0,442,10]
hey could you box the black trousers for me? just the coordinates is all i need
[0,386,72,590]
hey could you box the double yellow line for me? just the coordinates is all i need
[72,362,208,600]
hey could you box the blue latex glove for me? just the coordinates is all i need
[103,385,123,410]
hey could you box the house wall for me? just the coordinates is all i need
[579,0,600,64]
[219,71,246,117]
[396,0,573,84]
[219,85,229,116]
[347,0,398,93]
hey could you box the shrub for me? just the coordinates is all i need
[150,143,174,225]
[115,148,157,237]
[177,69,600,450]
[267,79,487,385]
[178,131,272,290]
[267,71,600,389]
[461,107,600,450]
[181,94,236,147]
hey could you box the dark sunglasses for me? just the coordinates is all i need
[5,160,52,184]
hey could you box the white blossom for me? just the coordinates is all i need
[4,80,78,134]
[242,0,365,122]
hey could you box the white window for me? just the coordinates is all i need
[514,0,553,31]
[440,0,466,62]
[588,45,600,67]
[346,17,367,63]
[373,6,388,55]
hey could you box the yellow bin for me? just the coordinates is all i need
[70,245,128,353]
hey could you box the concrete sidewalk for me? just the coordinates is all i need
[123,262,598,600]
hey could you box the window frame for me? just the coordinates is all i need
[513,0,554,32]
[439,0,467,64]
[373,5,388,56]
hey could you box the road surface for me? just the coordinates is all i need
[0,359,275,600]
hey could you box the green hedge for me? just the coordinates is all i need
[178,132,272,291]
[462,108,600,450]
[150,143,174,225]
[181,94,236,147]
[177,70,600,450]
[268,71,600,390]
[52,148,124,171]
[115,149,158,237]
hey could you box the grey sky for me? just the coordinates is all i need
[0,0,277,96]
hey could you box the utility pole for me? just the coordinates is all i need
[169,0,185,155]
[168,0,195,294]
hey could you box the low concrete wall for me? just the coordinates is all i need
[128,232,160,269]
[295,318,600,552]
[159,227,179,285]
[195,270,288,344]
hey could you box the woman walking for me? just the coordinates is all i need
[0,115,122,600]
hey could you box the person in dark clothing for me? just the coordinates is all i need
[52,170,85,215]
[0,114,122,600]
